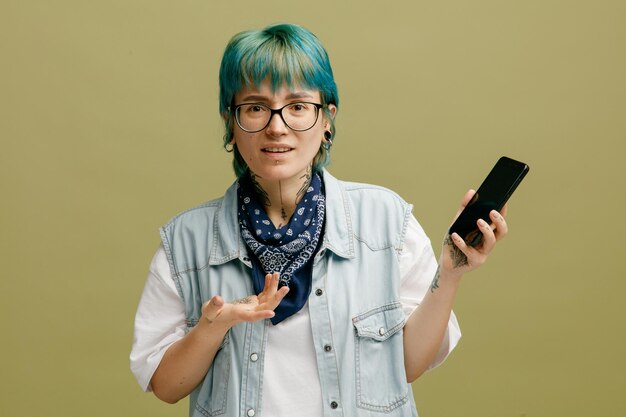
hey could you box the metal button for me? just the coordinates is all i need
[330,401,338,409]
[250,353,258,362]
[378,327,386,336]
[315,288,323,296]
[324,344,332,352]
[247,409,255,417]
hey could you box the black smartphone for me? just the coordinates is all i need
[449,156,529,246]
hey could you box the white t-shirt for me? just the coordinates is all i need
[130,215,461,416]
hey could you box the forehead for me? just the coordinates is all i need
[235,80,321,103]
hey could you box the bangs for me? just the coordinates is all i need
[239,40,316,93]
[219,24,338,114]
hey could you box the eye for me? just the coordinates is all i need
[248,104,266,113]
[288,102,309,112]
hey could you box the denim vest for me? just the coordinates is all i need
[160,170,419,417]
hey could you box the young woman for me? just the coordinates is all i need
[131,23,508,417]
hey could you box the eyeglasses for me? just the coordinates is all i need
[233,102,324,133]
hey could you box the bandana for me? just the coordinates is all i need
[237,171,325,324]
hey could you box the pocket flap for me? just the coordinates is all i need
[352,302,405,342]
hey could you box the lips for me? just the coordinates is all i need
[262,147,293,153]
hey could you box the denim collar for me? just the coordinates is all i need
[209,169,355,266]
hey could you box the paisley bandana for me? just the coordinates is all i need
[237,171,325,324]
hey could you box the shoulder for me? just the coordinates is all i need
[334,177,412,217]
[159,196,226,269]
[158,191,233,276]
[161,196,224,230]
[325,173,413,249]
[340,180,408,204]
[158,185,234,262]
[161,179,239,231]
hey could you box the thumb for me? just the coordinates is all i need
[452,189,477,221]
[202,295,224,320]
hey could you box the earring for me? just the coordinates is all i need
[323,130,333,150]
[225,141,234,152]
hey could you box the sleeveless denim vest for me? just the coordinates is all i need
[160,170,419,417]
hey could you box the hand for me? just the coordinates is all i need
[200,272,289,330]
[440,189,509,277]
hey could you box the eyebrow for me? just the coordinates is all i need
[239,92,315,102]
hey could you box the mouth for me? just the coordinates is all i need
[262,147,293,153]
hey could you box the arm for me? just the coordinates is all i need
[150,273,289,404]
[403,190,508,382]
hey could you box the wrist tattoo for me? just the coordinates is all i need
[233,296,253,305]
[430,265,441,293]
[444,234,469,268]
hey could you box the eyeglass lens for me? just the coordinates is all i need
[235,103,320,132]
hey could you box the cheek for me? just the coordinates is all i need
[307,132,324,149]
[240,146,255,162]
[233,133,254,153]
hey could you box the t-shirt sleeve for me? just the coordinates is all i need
[398,214,462,370]
[130,244,186,392]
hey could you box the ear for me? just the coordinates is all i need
[323,104,337,129]
[327,104,337,119]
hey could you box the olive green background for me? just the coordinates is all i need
[1,1,625,416]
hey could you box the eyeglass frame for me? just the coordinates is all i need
[231,102,325,133]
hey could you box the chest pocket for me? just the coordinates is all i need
[352,302,409,413]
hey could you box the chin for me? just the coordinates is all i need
[252,164,306,182]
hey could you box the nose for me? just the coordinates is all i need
[265,111,289,137]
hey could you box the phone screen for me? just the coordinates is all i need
[449,156,529,246]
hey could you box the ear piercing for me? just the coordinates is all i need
[323,130,333,150]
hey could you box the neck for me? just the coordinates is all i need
[250,167,313,228]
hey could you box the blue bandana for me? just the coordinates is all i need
[237,171,325,324]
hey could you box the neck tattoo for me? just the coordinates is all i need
[279,180,288,223]
[249,165,314,228]
[250,172,271,207]
[296,165,313,204]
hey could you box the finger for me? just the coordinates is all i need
[275,285,289,302]
[257,273,272,299]
[476,218,497,253]
[490,210,508,240]
[261,272,280,301]
[450,232,472,257]
[267,285,290,309]
[259,283,289,311]
[499,203,508,218]
[232,302,276,322]
[271,272,280,290]
[237,309,276,322]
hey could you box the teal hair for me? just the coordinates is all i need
[219,23,339,177]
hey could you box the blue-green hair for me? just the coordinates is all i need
[219,23,339,177]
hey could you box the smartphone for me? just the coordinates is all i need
[449,156,529,246]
